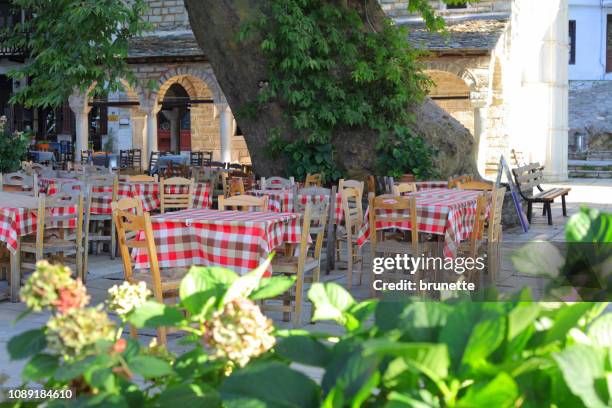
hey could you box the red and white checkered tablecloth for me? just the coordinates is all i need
[132,209,303,276]
[356,189,483,258]
[0,207,37,252]
[250,189,343,224]
[415,181,449,190]
[41,179,212,214]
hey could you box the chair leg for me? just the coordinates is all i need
[157,327,167,346]
[562,195,567,217]
[346,242,353,289]
[76,246,83,282]
[110,220,115,260]
[292,274,304,327]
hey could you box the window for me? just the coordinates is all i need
[447,2,468,9]
[607,15,612,73]
[569,20,576,65]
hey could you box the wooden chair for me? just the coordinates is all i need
[226,177,245,197]
[304,173,322,188]
[112,204,188,345]
[260,176,294,190]
[337,180,364,289]
[392,182,417,196]
[368,194,419,296]
[457,193,488,286]
[218,195,269,212]
[448,175,473,188]
[148,151,161,175]
[263,201,329,326]
[160,177,194,213]
[83,175,118,277]
[484,187,505,282]
[20,192,85,280]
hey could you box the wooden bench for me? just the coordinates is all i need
[512,163,570,225]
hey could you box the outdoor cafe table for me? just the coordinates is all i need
[356,188,483,259]
[250,188,344,224]
[40,178,212,212]
[414,181,449,190]
[132,208,303,276]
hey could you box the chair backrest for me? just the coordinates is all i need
[467,193,488,257]
[131,149,142,170]
[392,182,417,196]
[304,173,322,188]
[340,185,363,236]
[2,172,37,196]
[86,175,118,213]
[448,174,473,188]
[113,197,144,215]
[339,179,364,196]
[149,151,160,171]
[368,194,419,256]
[112,206,162,299]
[28,163,48,176]
[202,151,213,166]
[298,186,331,198]
[218,194,269,212]
[488,187,505,243]
[296,201,329,275]
[260,176,294,190]
[511,163,544,192]
[399,174,416,183]
[34,192,84,258]
[160,176,194,213]
[190,151,203,166]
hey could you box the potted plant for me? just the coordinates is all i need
[36,138,50,151]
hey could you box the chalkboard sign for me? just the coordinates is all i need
[495,155,530,233]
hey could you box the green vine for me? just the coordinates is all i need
[241,0,442,180]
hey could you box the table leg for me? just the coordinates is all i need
[10,239,20,302]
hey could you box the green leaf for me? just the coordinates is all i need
[250,276,296,300]
[8,328,46,360]
[128,356,173,379]
[308,283,356,326]
[511,242,563,277]
[22,354,59,381]
[543,302,594,345]
[462,316,505,367]
[321,347,380,402]
[553,344,608,408]
[223,256,272,304]
[155,382,222,407]
[54,356,98,382]
[275,335,331,367]
[179,266,238,301]
[127,301,184,328]
[89,367,116,392]
[457,372,518,408]
[220,362,319,408]
[508,302,540,340]
[587,313,612,347]
[364,340,449,380]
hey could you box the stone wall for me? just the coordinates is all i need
[568,80,612,154]
[142,0,190,31]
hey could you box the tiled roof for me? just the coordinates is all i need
[401,14,510,53]
[128,32,204,58]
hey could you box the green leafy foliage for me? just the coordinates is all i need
[243,0,442,180]
[1,0,150,108]
[0,119,31,173]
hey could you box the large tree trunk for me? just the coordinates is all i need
[184,0,479,179]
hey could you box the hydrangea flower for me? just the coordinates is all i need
[20,261,88,313]
[46,306,115,358]
[107,281,151,317]
[203,298,275,370]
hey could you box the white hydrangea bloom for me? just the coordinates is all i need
[107,281,151,316]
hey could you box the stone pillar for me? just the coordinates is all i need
[68,91,92,161]
[218,103,233,163]
[473,103,489,177]
[139,100,161,170]
[513,0,569,181]
[130,109,147,167]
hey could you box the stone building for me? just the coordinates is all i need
[387,0,570,180]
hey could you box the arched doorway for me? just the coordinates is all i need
[426,70,474,134]
[158,83,191,153]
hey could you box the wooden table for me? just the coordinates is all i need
[0,192,39,302]
[457,181,494,191]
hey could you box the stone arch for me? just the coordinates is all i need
[154,67,222,104]
[422,61,479,92]
[117,78,145,102]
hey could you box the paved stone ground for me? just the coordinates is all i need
[0,178,610,389]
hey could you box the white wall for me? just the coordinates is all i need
[568,0,610,80]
